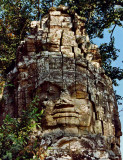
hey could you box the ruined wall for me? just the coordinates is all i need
[1,6,122,159]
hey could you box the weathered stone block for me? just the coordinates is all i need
[96,107,104,120]
[49,52,62,57]
[49,71,62,82]
[63,52,74,58]
[57,5,68,11]
[26,45,36,52]
[103,121,115,136]
[63,16,71,22]
[66,117,79,125]
[41,37,47,44]
[74,47,81,56]
[62,22,72,28]
[48,44,60,52]
[47,30,62,45]
[76,57,87,68]
[75,29,82,36]
[17,62,26,69]
[50,15,64,26]
[49,58,62,70]
[49,11,61,16]
[49,25,62,32]
[31,21,40,28]
[41,32,48,38]
[94,120,102,134]
[64,127,79,136]
[76,35,89,44]
[56,117,66,124]
[61,46,74,57]
[46,115,57,126]
[75,91,89,99]
[63,65,75,73]
[62,30,77,46]
[86,53,93,61]
[63,71,76,83]
[76,66,88,74]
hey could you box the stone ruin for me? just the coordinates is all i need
[0,6,122,160]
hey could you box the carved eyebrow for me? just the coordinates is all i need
[67,83,76,91]
[48,83,61,90]
[67,84,87,93]
[40,81,61,90]
[68,83,84,89]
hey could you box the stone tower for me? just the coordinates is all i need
[0,6,122,159]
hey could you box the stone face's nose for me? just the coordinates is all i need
[55,90,74,107]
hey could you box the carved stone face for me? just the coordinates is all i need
[36,82,93,128]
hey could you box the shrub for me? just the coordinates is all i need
[0,96,46,160]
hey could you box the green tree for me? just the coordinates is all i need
[0,96,45,159]
[0,0,32,75]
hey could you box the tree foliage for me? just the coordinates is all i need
[0,0,123,99]
[0,0,31,74]
[0,96,46,160]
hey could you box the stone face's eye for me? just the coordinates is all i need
[67,85,76,97]
[36,83,61,101]
[48,86,57,93]
[70,91,76,98]
[47,85,60,100]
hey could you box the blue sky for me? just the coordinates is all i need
[93,25,123,157]
[113,26,123,157]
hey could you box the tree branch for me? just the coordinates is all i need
[110,23,116,41]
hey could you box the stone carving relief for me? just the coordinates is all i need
[36,81,93,129]
[0,6,122,159]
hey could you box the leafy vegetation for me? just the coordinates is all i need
[0,96,46,160]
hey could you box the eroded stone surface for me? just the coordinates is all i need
[0,6,122,160]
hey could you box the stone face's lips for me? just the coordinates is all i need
[53,107,79,118]
[54,104,74,109]
[53,112,79,118]
[53,107,75,113]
